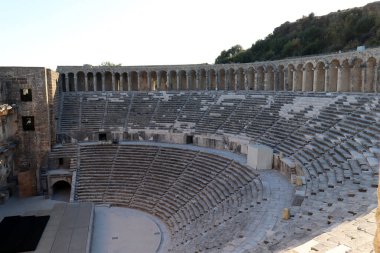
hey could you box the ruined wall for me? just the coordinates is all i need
[0,67,58,195]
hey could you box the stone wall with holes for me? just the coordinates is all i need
[0,67,58,194]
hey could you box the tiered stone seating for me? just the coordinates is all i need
[102,93,130,129]
[60,93,80,132]
[127,93,159,129]
[81,93,106,131]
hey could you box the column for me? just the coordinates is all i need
[166,72,170,90]
[147,72,152,91]
[195,70,200,90]
[74,76,78,92]
[225,72,228,90]
[274,71,279,91]
[176,71,180,90]
[112,74,116,91]
[361,67,366,92]
[65,74,69,92]
[374,65,378,93]
[102,74,105,91]
[324,66,330,92]
[127,72,132,91]
[94,73,97,91]
[157,72,162,91]
[301,68,307,91]
[205,71,210,90]
[264,71,269,91]
[186,71,191,90]
[234,72,239,90]
[137,72,141,91]
[120,74,124,91]
[313,68,319,92]
[337,67,343,92]
[255,71,259,91]
[216,70,220,90]
[84,74,88,91]
[284,69,288,91]
[292,70,297,91]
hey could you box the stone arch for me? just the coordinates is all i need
[168,70,177,90]
[130,71,138,91]
[140,71,148,91]
[226,68,235,90]
[294,64,303,91]
[188,70,196,90]
[105,71,113,91]
[287,64,295,91]
[265,65,274,91]
[219,69,226,90]
[351,58,363,92]
[114,73,121,91]
[159,71,168,91]
[60,73,67,92]
[87,72,94,91]
[338,59,350,92]
[77,71,85,91]
[328,59,339,92]
[303,62,314,91]
[209,69,217,90]
[236,68,245,90]
[247,67,255,90]
[51,180,71,202]
[277,65,285,91]
[365,57,376,92]
[68,72,75,91]
[314,62,325,92]
[199,69,207,90]
[256,66,265,91]
[150,71,158,91]
[178,71,187,90]
[122,72,129,91]
[96,72,103,91]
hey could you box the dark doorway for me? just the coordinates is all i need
[99,133,107,141]
[52,181,71,202]
[186,135,193,144]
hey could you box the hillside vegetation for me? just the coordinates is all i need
[215,1,380,64]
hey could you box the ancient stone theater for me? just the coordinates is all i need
[0,47,379,252]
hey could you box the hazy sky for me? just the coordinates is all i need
[0,0,374,69]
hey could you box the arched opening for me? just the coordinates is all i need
[168,71,177,90]
[339,60,350,92]
[52,180,71,202]
[140,71,148,91]
[294,64,303,91]
[87,72,94,91]
[278,65,285,91]
[256,67,265,91]
[265,66,274,91]
[159,71,168,91]
[199,69,207,90]
[122,73,129,91]
[131,71,138,91]
[188,70,196,90]
[247,67,254,90]
[365,57,376,92]
[77,72,85,91]
[328,60,339,92]
[287,64,295,91]
[219,69,226,90]
[226,68,235,90]
[96,72,103,91]
[68,73,75,91]
[303,62,314,91]
[114,73,121,91]
[351,58,362,92]
[314,62,325,92]
[209,69,216,90]
[178,70,187,90]
[150,72,158,91]
[60,73,66,92]
[105,71,112,91]
[236,68,245,90]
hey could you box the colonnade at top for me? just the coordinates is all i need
[57,48,380,93]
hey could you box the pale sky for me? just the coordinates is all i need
[0,0,374,69]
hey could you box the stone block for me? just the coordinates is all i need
[247,144,273,170]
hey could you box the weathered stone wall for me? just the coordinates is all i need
[0,67,58,195]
